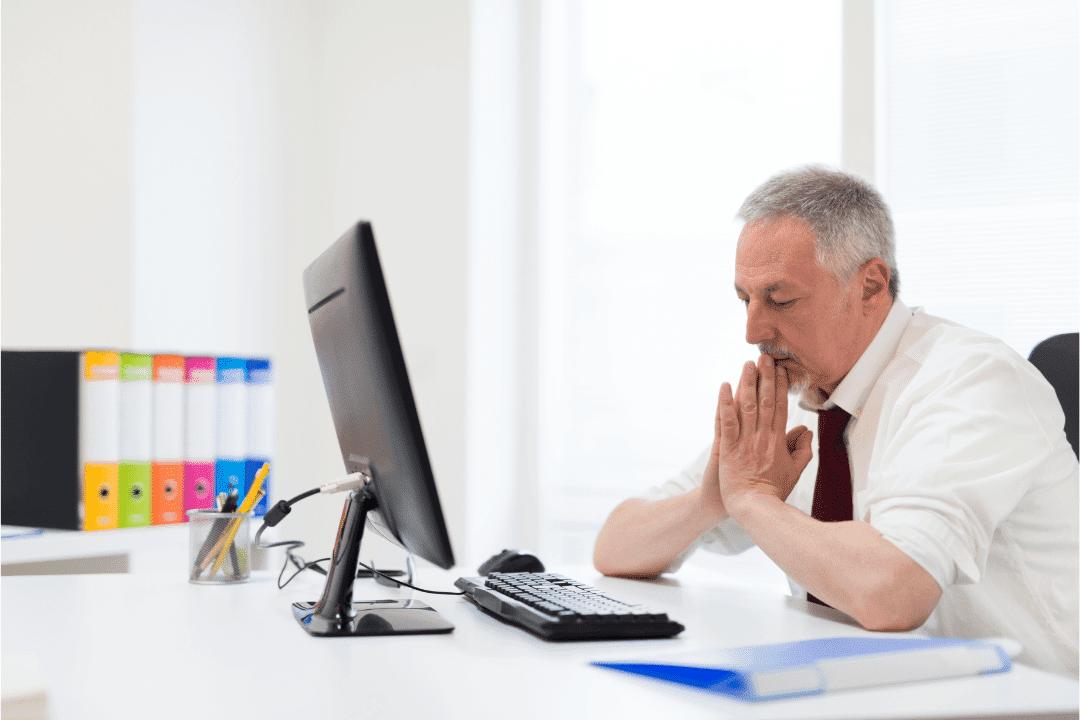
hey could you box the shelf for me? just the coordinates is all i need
[1,522,279,575]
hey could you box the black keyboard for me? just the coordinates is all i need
[454,572,684,641]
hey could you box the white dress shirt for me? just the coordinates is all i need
[638,299,1079,675]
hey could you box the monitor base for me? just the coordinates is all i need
[293,599,454,636]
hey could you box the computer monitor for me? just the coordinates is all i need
[294,220,455,637]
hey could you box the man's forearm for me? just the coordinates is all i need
[593,487,725,578]
[728,493,942,631]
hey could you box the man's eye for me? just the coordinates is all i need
[772,298,796,308]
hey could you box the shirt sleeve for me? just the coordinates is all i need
[864,343,1065,590]
[634,446,756,573]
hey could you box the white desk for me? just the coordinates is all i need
[2,565,1077,720]
[1,525,188,574]
[1,524,280,576]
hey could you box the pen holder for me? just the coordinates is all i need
[188,509,254,584]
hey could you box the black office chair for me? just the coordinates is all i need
[1028,333,1079,459]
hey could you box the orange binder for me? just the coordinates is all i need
[80,351,120,531]
[152,355,186,524]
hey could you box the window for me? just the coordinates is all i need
[877,0,1079,356]
[537,0,843,563]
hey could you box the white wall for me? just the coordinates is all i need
[293,0,471,564]
[132,0,288,356]
[2,0,471,568]
[842,0,875,180]
[2,0,135,348]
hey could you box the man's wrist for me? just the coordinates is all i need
[724,486,784,527]
[690,485,729,529]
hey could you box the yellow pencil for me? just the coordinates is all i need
[208,463,269,576]
[238,462,270,514]
[196,463,270,576]
[196,489,262,576]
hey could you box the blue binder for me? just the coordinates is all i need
[244,358,273,516]
[594,636,1013,702]
[214,357,247,498]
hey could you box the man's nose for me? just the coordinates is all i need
[744,300,774,346]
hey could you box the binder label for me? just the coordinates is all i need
[153,355,185,384]
[84,352,120,381]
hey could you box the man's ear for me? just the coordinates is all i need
[860,258,891,313]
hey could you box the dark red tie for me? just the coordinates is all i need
[807,405,853,607]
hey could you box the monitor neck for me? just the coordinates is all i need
[310,485,378,626]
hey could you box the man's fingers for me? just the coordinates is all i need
[718,382,740,446]
[733,362,748,426]
[713,384,725,441]
[775,364,789,433]
[785,425,806,453]
[758,355,775,433]
[739,361,758,431]
[787,426,814,474]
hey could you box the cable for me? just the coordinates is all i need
[355,560,464,596]
[278,555,331,590]
[254,486,329,589]
[253,483,463,595]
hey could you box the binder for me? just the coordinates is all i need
[118,353,153,527]
[80,351,122,530]
[593,636,1014,702]
[245,358,273,516]
[1,350,83,530]
[184,356,217,513]
[151,354,186,524]
[1,350,119,530]
[214,357,247,498]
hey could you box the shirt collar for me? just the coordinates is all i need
[800,298,914,417]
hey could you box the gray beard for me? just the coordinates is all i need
[788,374,811,398]
[758,342,810,397]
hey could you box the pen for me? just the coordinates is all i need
[202,488,264,577]
[222,489,238,513]
[207,463,269,577]
[191,484,251,580]
[222,489,240,574]
[191,497,236,580]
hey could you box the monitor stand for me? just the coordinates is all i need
[292,482,454,637]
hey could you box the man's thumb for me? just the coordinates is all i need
[787,426,814,472]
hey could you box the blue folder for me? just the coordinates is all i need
[594,636,1013,702]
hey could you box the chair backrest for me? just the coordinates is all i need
[1028,333,1079,459]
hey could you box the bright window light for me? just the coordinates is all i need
[538,0,843,564]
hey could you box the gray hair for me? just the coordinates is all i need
[736,165,900,299]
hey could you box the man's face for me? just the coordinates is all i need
[734,215,865,398]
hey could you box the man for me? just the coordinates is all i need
[593,166,1079,676]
